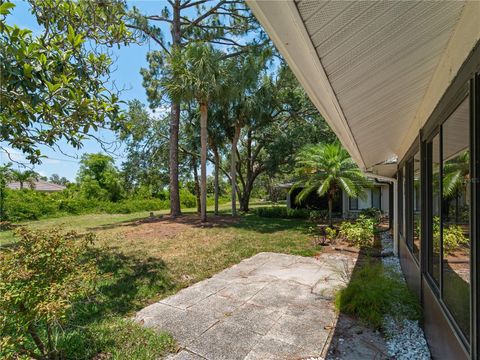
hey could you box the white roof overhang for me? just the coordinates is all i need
[247,0,480,176]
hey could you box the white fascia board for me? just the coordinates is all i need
[396,1,480,162]
[246,0,366,169]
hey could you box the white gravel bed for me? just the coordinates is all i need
[380,231,431,360]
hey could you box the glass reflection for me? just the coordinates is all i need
[413,152,421,259]
[430,135,440,284]
[442,96,470,340]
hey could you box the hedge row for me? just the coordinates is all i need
[1,189,227,222]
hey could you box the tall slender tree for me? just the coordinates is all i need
[129,0,260,217]
[163,44,230,222]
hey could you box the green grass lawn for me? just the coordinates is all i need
[1,203,316,359]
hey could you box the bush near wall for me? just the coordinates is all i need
[253,206,342,220]
[253,206,309,219]
[338,215,376,247]
[335,262,421,329]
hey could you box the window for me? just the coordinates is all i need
[398,169,404,237]
[441,96,470,340]
[428,134,441,285]
[402,166,407,238]
[349,197,358,210]
[371,187,381,209]
[412,152,421,260]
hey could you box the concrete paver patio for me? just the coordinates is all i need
[135,252,356,360]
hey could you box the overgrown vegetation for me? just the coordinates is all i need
[335,262,421,329]
[252,206,343,220]
[0,227,176,359]
[0,188,223,222]
[432,216,469,255]
[1,228,97,358]
[253,206,309,219]
[338,215,376,247]
[0,153,230,222]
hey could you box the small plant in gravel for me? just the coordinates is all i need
[335,262,421,329]
[338,215,375,247]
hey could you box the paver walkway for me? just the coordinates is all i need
[135,252,356,360]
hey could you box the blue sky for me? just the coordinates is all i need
[2,1,170,180]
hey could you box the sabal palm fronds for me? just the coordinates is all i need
[292,143,369,225]
[11,169,38,189]
[443,150,469,199]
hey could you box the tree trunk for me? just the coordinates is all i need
[328,195,333,226]
[169,102,181,216]
[231,125,240,216]
[192,156,201,213]
[169,0,182,217]
[28,323,46,357]
[213,145,220,215]
[200,102,208,222]
[240,191,251,212]
[239,178,254,212]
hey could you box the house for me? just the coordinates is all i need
[247,1,479,359]
[281,182,391,218]
[7,180,66,192]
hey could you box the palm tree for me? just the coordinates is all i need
[443,150,469,198]
[292,143,368,225]
[208,105,229,215]
[163,44,230,222]
[442,150,470,223]
[11,169,38,190]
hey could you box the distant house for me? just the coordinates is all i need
[7,180,66,192]
[280,181,391,218]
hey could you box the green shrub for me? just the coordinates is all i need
[1,187,208,222]
[359,207,382,223]
[432,217,469,255]
[335,262,420,329]
[0,228,97,359]
[253,206,310,219]
[338,215,375,247]
[179,188,197,208]
[308,224,337,245]
[309,210,329,222]
[99,199,169,214]
[4,189,58,221]
[443,225,469,254]
[58,197,98,214]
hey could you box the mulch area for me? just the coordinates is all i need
[122,214,240,241]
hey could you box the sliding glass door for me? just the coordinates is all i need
[426,95,471,344]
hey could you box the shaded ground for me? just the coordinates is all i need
[325,314,390,360]
[119,215,241,241]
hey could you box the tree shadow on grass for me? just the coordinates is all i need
[72,247,176,326]
[229,214,311,234]
[86,212,310,235]
[86,212,239,232]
